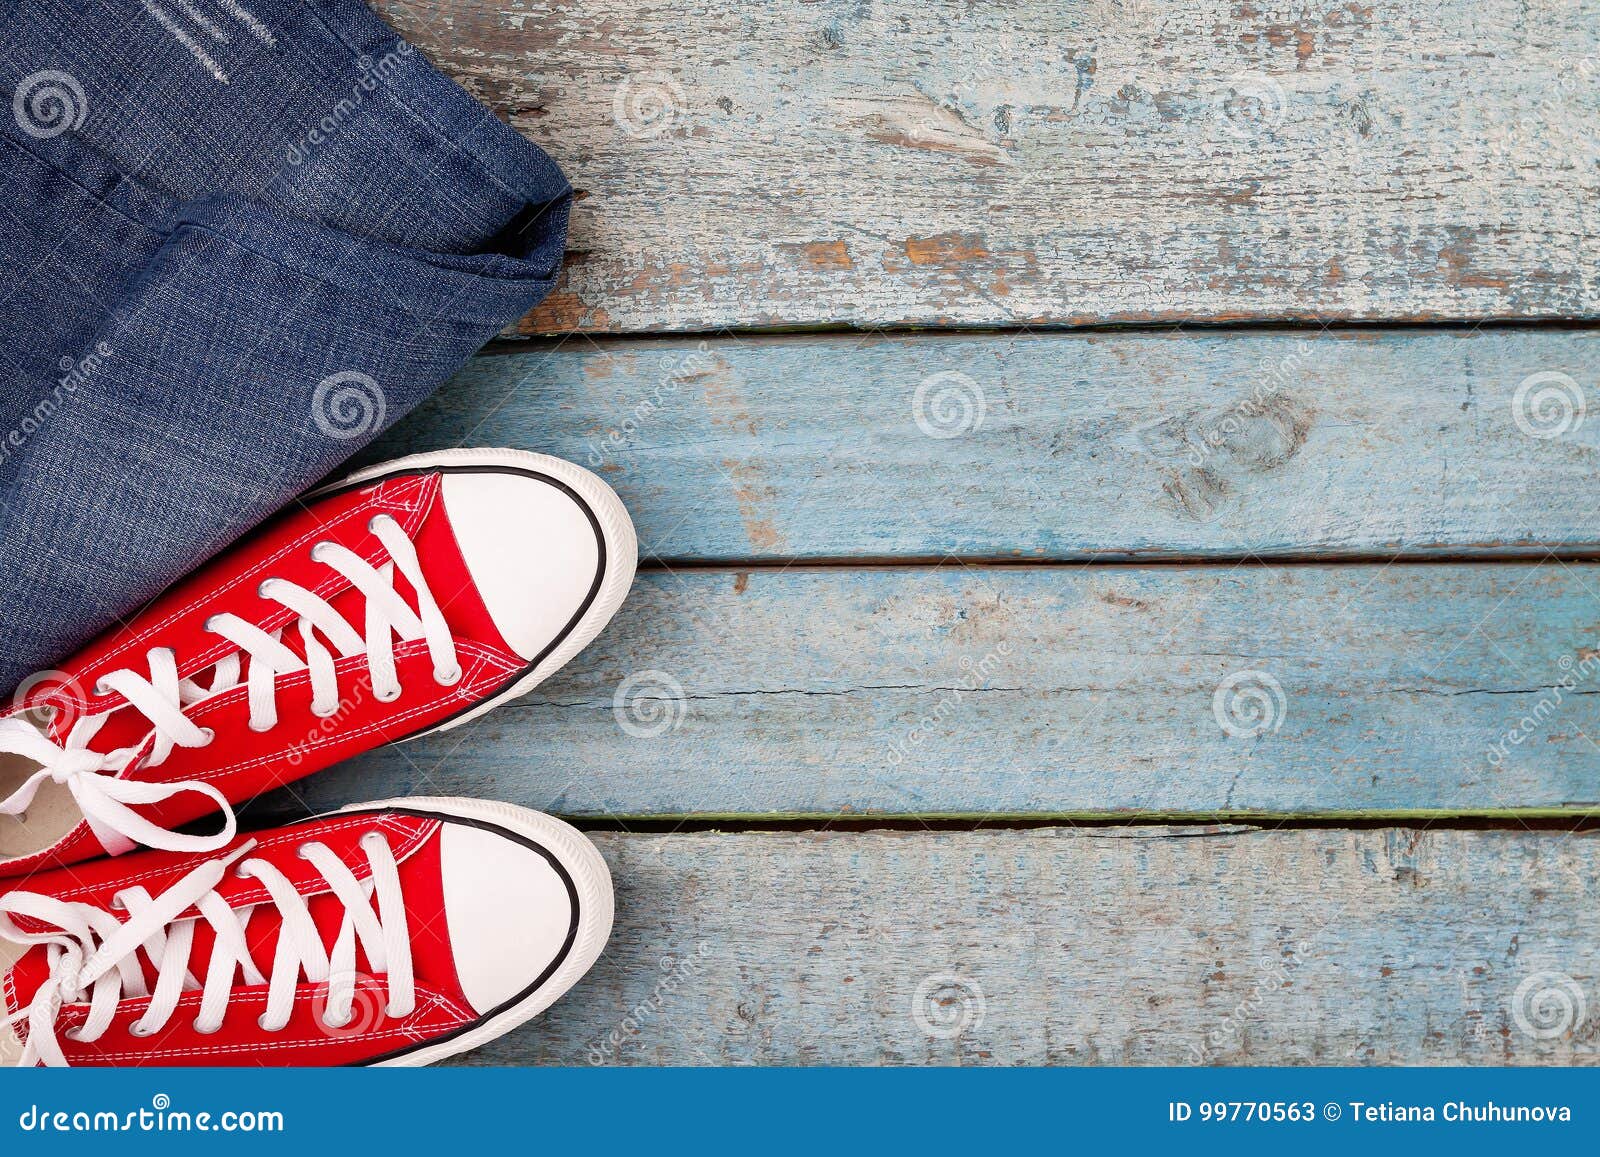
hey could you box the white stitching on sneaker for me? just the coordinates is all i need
[0,832,414,1067]
[0,516,458,857]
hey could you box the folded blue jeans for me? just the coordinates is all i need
[0,0,570,695]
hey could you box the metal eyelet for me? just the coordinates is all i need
[248,719,274,734]
[257,578,278,598]
[127,1023,154,1038]
[434,666,463,687]
[309,541,335,563]
[197,727,216,744]
[374,685,401,703]
[257,1015,281,1033]
[367,515,394,535]
[321,1011,354,1031]
[192,1020,221,1036]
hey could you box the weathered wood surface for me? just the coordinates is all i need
[371,328,1600,561]
[376,0,1600,333]
[273,563,1600,820]
[461,827,1600,1065]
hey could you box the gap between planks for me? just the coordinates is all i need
[480,316,1600,354]
[636,552,1600,570]
[238,799,1600,833]
[563,812,1600,834]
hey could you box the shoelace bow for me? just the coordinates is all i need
[0,516,461,855]
[0,832,415,1066]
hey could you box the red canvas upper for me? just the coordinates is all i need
[1,809,478,1066]
[0,470,525,876]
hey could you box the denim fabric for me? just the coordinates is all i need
[0,0,570,695]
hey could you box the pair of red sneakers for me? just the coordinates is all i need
[0,450,636,1066]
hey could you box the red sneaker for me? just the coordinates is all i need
[0,797,612,1066]
[0,450,636,876]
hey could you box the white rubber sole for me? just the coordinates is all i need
[322,448,638,739]
[334,796,615,1068]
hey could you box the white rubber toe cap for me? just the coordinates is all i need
[440,469,604,661]
[439,820,580,1015]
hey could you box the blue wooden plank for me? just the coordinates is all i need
[258,562,1600,820]
[459,826,1600,1065]
[374,0,1600,332]
[367,329,1600,562]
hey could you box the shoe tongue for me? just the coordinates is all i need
[4,827,462,1021]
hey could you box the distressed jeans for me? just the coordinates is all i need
[0,0,570,694]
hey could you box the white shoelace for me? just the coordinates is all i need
[0,832,415,1066]
[0,516,460,856]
